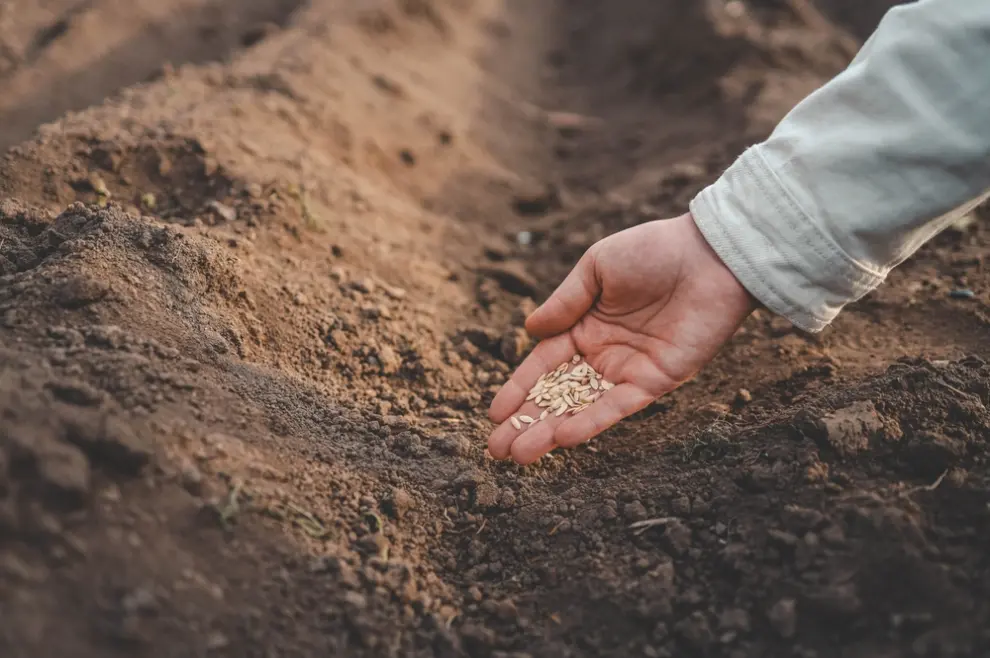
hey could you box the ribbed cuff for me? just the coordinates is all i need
[689,147,886,333]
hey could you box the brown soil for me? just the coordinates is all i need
[3,1,990,657]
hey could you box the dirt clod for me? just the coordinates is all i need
[384,487,415,519]
[473,483,500,509]
[622,500,648,522]
[62,412,151,475]
[500,327,531,365]
[768,598,798,639]
[675,611,714,651]
[718,608,751,633]
[511,183,562,217]
[36,440,92,509]
[808,399,892,457]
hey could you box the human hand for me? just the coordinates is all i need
[487,213,756,464]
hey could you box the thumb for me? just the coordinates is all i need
[526,248,600,339]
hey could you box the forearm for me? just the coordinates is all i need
[690,0,990,332]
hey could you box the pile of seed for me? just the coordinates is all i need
[510,354,614,430]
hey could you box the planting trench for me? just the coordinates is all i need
[3,1,990,656]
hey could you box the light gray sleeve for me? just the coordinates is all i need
[689,0,990,333]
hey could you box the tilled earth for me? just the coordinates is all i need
[3,1,990,657]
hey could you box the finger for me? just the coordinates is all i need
[510,419,557,465]
[525,249,600,339]
[488,402,552,461]
[553,383,656,449]
[497,400,576,464]
[487,333,577,425]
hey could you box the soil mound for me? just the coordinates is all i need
[4,1,990,656]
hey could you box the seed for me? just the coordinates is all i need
[510,416,522,430]
[516,360,617,424]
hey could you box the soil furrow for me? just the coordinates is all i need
[3,1,990,657]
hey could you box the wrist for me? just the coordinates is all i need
[680,212,760,313]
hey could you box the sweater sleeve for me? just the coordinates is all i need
[689,0,990,333]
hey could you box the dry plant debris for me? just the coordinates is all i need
[511,355,614,429]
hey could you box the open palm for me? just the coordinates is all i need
[487,213,756,464]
